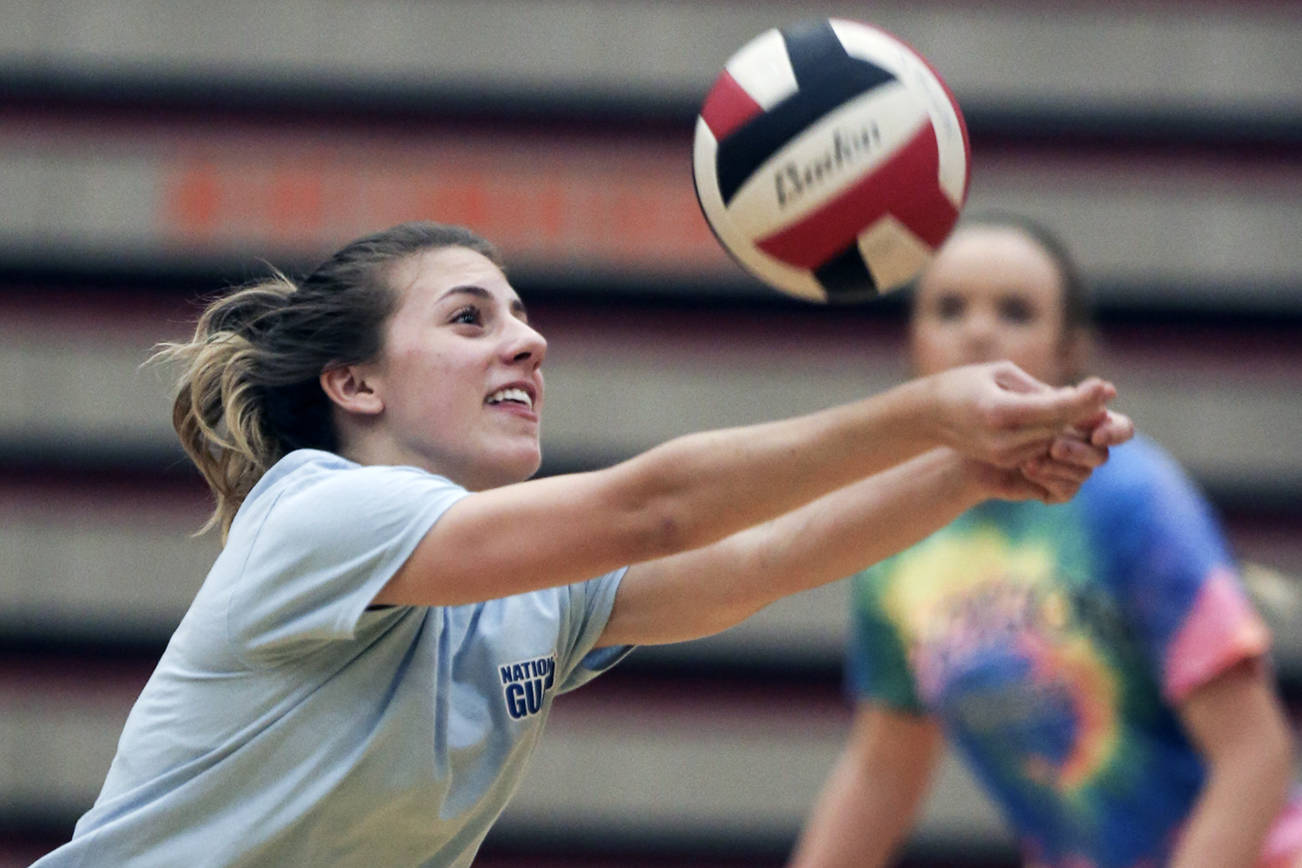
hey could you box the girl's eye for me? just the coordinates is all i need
[451,306,482,326]
[998,297,1035,324]
[934,294,965,320]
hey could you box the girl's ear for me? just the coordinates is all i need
[320,364,384,416]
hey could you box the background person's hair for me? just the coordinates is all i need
[152,221,502,540]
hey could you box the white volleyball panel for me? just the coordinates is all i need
[830,18,918,79]
[725,28,800,110]
[693,118,727,226]
[857,216,935,291]
[740,257,830,303]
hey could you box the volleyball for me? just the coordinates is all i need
[693,18,970,303]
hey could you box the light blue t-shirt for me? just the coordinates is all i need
[35,450,631,868]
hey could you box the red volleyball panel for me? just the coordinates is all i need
[700,70,765,142]
[754,124,959,269]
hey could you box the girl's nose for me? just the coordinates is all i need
[962,308,998,341]
[505,319,547,365]
[958,309,1002,358]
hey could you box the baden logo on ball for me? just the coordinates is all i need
[693,18,970,304]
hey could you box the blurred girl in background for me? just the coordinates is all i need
[791,215,1300,868]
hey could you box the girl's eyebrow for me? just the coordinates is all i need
[439,285,528,319]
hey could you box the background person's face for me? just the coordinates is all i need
[909,225,1076,385]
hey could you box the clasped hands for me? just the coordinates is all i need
[933,361,1136,505]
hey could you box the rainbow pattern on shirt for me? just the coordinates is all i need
[879,517,1123,795]
[846,438,1291,867]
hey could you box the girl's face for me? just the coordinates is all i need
[368,246,547,489]
[910,225,1079,385]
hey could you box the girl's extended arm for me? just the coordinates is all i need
[374,362,1117,608]
[595,428,1115,647]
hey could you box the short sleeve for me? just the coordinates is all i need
[228,461,468,665]
[555,567,633,693]
[1086,440,1271,704]
[845,565,926,713]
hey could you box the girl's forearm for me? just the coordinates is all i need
[614,378,940,554]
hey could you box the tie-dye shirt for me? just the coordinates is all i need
[847,435,1302,868]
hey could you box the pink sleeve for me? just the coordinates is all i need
[1164,567,1271,703]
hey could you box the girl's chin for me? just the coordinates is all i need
[478,450,543,489]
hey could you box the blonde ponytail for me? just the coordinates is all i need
[153,221,502,541]
[153,275,298,539]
